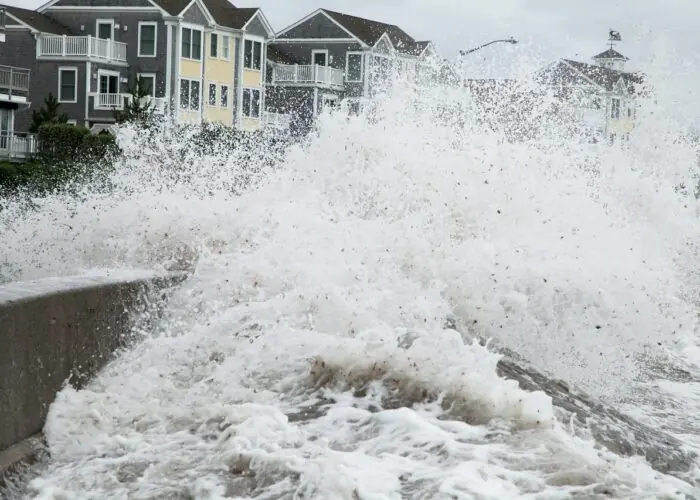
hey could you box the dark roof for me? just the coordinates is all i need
[593,48,629,60]
[150,0,191,16]
[150,0,259,30]
[203,1,258,29]
[407,40,431,56]
[3,4,71,35]
[266,44,302,65]
[539,59,644,94]
[322,9,427,55]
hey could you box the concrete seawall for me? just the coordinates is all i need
[0,271,185,478]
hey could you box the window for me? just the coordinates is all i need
[243,39,262,70]
[138,22,157,57]
[627,106,632,118]
[220,84,228,107]
[182,27,202,60]
[221,35,230,60]
[96,20,113,40]
[208,83,216,106]
[611,98,620,119]
[210,33,218,58]
[137,73,155,96]
[242,88,260,118]
[58,67,77,103]
[179,78,200,111]
[346,52,363,82]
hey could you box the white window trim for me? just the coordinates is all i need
[312,49,329,66]
[66,119,77,126]
[206,81,217,107]
[57,66,78,104]
[243,37,263,71]
[181,24,203,61]
[242,87,261,118]
[220,34,230,61]
[179,77,201,111]
[137,72,156,96]
[137,21,157,58]
[345,51,364,82]
[219,83,229,108]
[95,18,114,39]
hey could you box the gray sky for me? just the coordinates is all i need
[6,0,700,125]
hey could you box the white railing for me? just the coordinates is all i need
[138,96,165,115]
[271,64,345,89]
[93,93,126,110]
[0,134,37,160]
[38,35,127,63]
[262,111,291,130]
[0,65,30,94]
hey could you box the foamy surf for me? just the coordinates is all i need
[1,69,700,498]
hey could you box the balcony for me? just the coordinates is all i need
[92,92,127,110]
[271,64,344,90]
[0,65,30,103]
[38,35,127,64]
[262,111,291,131]
[91,93,166,114]
[0,134,37,161]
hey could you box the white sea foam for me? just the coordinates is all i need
[2,65,700,498]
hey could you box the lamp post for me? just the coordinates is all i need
[459,37,518,56]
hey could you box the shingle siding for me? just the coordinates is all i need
[278,13,351,40]
[270,41,362,71]
[182,2,207,25]
[244,15,268,38]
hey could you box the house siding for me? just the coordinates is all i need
[203,32,235,126]
[244,15,268,38]
[46,10,168,97]
[1,29,40,132]
[269,41,362,71]
[265,85,314,136]
[182,2,208,25]
[277,13,350,39]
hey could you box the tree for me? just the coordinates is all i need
[114,76,155,124]
[29,93,68,133]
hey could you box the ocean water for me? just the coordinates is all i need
[2,68,700,499]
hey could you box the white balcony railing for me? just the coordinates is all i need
[0,65,30,95]
[93,92,126,110]
[38,35,127,63]
[138,96,165,115]
[0,134,37,160]
[262,111,291,130]
[271,64,345,89]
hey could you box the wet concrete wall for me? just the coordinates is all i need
[0,272,185,476]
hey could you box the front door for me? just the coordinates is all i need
[99,74,119,95]
[312,51,327,66]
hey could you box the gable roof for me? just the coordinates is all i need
[537,58,644,94]
[150,0,191,15]
[2,4,71,35]
[593,48,629,60]
[322,8,419,54]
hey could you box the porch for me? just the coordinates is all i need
[0,65,30,103]
[0,134,37,161]
[90,93,166,114]
[38,35,127,64]
[270,63,344,90]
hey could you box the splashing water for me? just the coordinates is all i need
[2,62,700,498]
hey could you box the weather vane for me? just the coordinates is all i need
[608,29,621,49]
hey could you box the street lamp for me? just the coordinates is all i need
[459,37,518,56]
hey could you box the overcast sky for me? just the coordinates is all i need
[6,0,700,126]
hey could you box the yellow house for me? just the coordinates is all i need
[161,0,274,130]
